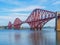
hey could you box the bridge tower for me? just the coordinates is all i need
[13,18,22,30]
[56,12,60,31]
[25,9,56,30]
[8,21,12,29]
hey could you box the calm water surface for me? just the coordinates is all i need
[0,28,56,45]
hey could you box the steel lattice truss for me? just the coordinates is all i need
[8,9,56,30]
[8,21,12,29]
[25,9,56,30]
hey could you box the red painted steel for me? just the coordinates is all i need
[8,21,12,29]
[8,8,56,30]
[25,9,56,30]
[13,18,22,29]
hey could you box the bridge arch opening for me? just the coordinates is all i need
[42,18,56,31]
[20,23,31,30]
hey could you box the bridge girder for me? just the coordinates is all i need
[8,9,56,30]
[25,9,56,30]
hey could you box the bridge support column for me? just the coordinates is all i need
[14,25,21,30]
[8,21,12,29]
[13,18,22,30]
[56,12,60,31]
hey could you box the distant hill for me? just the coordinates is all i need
[43,26,55,28]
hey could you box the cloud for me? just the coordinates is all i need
[0,0,56,27]
[11,5,45,12]
[0,0,23,5]
[0,0,46,26]
[7,13,30,21]
[0,5,46,13]
[53,1,60,5]
[0,13,30,26]
[0,5,46,26]
[39,0,48,3]
[0,0,48,5]
[0,0,46,13]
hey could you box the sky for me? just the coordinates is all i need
[0,0,60,27]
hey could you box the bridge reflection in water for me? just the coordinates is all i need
[0,29,56,45]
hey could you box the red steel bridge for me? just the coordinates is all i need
[8,9,56,30]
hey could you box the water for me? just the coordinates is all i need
[0,28,56,45]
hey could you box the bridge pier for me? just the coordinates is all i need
[34,28,37,31]
[13,25,20,30]
[8,21,12,29]
[31,27,41,31]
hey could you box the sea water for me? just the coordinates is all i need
[0,28,56,45]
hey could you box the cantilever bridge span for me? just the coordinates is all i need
[8,9,56,30]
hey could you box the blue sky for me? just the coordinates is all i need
[0,0,60,27]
